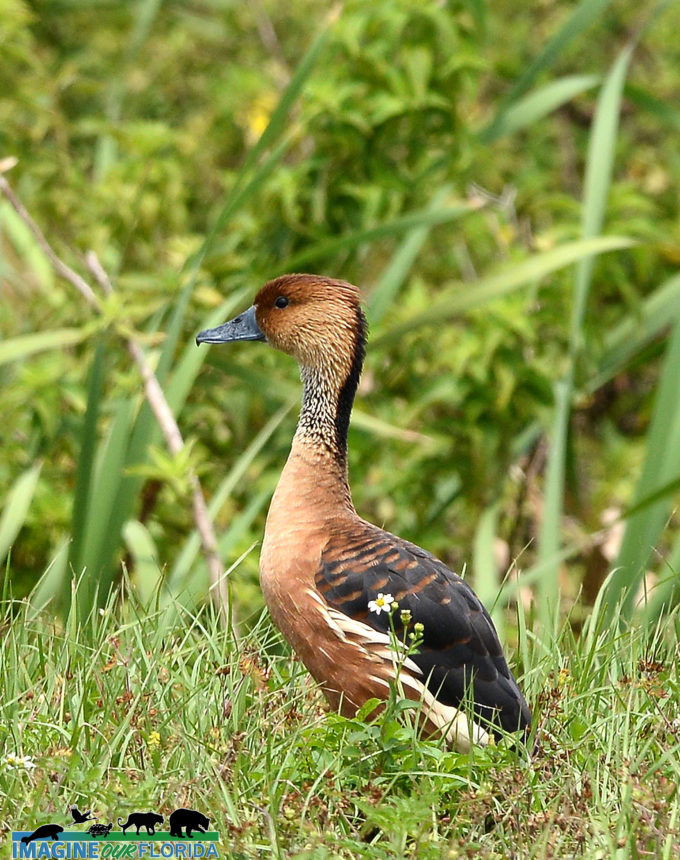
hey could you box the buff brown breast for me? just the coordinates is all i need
[197,274,531,751]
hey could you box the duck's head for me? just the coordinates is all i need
[196,274,366,377]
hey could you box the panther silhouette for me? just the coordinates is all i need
[117,812,164,835]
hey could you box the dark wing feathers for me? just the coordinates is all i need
[317,525,531,736]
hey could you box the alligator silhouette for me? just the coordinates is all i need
[117,812,164,835]
[21,825,64,844]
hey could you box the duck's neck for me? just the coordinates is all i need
[294,366,349,466]
[279,309,367,519]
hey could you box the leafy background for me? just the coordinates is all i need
[2,0,680,633]
[3,1,680,857]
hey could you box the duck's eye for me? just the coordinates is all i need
[275,296,289,309]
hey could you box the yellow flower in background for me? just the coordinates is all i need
[242,91,277,145]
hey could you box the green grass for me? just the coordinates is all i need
[1,584,679,859]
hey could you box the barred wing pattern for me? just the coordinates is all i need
[316,524,531,736]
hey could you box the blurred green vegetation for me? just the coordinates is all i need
[2,0,680,632]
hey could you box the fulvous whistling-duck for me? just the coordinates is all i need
[197,274,531,750]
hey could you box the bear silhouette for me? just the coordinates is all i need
[117,812,164,835]
[168,809,209,838]
[21,825,64,844]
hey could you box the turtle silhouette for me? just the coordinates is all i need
[70,806,97,824]
[87,823,112,839]
[21,825,64,844]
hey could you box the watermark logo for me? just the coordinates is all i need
[12,807,218,860]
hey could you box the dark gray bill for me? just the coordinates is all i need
[196,305,265,345]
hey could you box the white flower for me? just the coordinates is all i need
[5,754,36,770]
[368,593,395,615]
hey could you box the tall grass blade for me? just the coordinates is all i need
[285,200,473,273]
[367,187,452,325]
[483,75,600,143]
[473,502,503,637]
[483,0,612,139]
[536,378,571,631]
[67,340,106,613]
[589,272,680,390]
[372,236,634,348]
[625,82,680,133]
[78,396,136,611]
[0,328,89,367]
[166,404,291,595]
[605,315,680,622]
[536,45,633,631]
[0,462,42,567]
[122,519,160,607]
[183,22,334,286]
